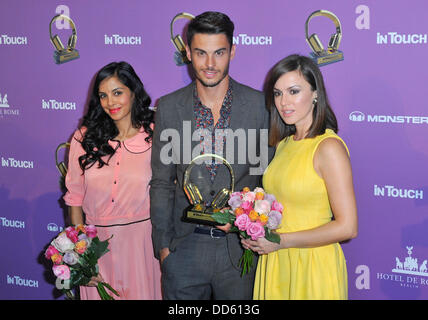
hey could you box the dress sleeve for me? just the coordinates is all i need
[63,129,86,206]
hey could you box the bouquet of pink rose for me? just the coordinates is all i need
[44,224,119,300]
[212,187,284,276]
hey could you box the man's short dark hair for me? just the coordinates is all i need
[186,11,234,48]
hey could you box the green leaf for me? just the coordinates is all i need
[92,236,112,258]
[211,211,232,225]
[229,226,239,233]
[265,229,281,244]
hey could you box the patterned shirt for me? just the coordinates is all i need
[193,81,233,183]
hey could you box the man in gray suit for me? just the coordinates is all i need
[150,11,271,299]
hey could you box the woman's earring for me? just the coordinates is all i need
[313,98,318,106]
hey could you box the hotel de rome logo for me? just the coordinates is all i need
[0,92,20,118]
[378,246,428,289]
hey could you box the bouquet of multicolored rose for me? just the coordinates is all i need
[44,224,119,300]
[212,187,284,276]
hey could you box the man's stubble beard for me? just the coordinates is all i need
[194,63,230,88]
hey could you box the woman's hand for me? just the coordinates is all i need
[86,273,104,287]
[241,236,282,255]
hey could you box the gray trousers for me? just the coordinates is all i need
[161,232,255,300]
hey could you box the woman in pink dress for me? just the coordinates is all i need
[63,61,162,300]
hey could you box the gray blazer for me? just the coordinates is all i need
[150,78,272,268]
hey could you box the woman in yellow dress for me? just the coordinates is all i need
[242,54,358,300]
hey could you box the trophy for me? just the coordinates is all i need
[55,142,70,178]
[49,14,80,64]
[183,154,234,226]
[170,12,195,66]
[305,10,343,66]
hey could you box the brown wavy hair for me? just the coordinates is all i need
[265,54,338,146]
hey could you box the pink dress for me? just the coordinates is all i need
[63,128,162,300]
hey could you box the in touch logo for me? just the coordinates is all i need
[377,32,427,45]
[42,99,76,111]
[7,275,38,288]
[104,34,142,45]
[374,184,423,200]
[232,34,273,46]
[0,35,28,45]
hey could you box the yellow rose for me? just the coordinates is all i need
[255,192,264,200]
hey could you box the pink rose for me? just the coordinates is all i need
[254,200,271,215]
[230,191,242,199]
[242,191,255,203]
[65,227,79,243]
[53,265,70,280]
[85,225,97,238]
[271,200,284,213]
[246,222,265,240]
[234,213,251,231]
[241,201,253,213]
[45,245,59,260]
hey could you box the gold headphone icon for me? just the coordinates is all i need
[49,14,80,64]
[55,142,70,178]
[170,12,195,66]
[183,154,234,214]
[305,10,342,55]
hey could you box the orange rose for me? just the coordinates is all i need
[74,240,87,254]
[258,214,269,226]
[75,224,85,233]
[242,187,250,193]
[235,207,244,216]
[51,253,63,265]
[249,210,259,222]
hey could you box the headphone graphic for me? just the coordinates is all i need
[55,142,70,178]
[49,14,78,53]
[305,10,342,55]
[183,154,234,210]
[170,12,195,66]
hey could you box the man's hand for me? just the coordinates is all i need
[215,222,232,233]
[160,247,170,265]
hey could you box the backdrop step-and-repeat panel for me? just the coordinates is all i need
[0,0,427,300]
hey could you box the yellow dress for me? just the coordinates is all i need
[254,129,348,300]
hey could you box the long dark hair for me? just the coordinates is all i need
[78,61,154,172]
[265,54,338,146]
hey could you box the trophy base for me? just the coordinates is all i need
[182,206,223,226]
[54,49,80,64]
[309,50,343,67]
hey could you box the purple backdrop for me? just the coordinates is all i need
[0,0,427,300]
